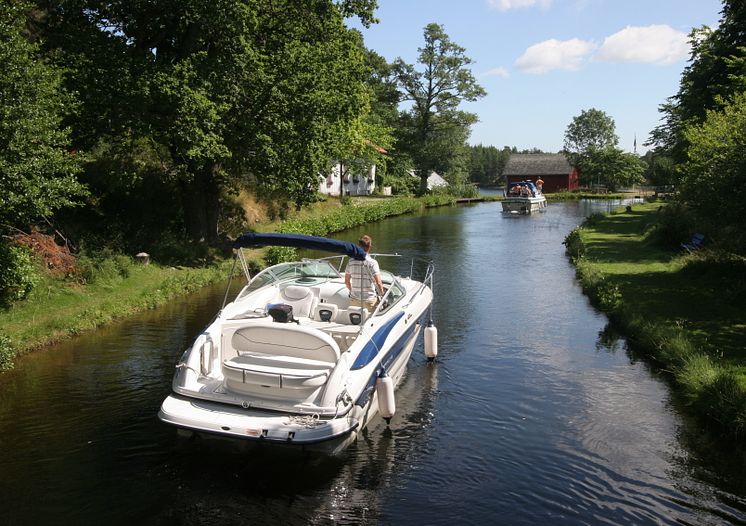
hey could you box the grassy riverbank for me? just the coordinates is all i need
[564,201,746,437]
[0,194,456,370]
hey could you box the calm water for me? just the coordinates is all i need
[1,200,746,525]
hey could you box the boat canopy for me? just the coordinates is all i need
[233,233,367,260]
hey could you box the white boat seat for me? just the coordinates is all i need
[279,285,316,318]
[346,306,367,325]
[314,303,338,322]
[230,323,340,363]
[224,323,340,398]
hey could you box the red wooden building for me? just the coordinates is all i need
[502,153,579,193]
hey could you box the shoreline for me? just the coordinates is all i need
[564,201,746,437]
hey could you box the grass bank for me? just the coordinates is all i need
[0,194,456,370]
[564,201,746,437]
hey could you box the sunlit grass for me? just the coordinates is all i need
[568,201,746,436]
[0,262,228,358]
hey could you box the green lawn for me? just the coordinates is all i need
[570,202,746,435]
[580,203,745,364]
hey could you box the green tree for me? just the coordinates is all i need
[563,108,618,157]
[35,0,374,243]
[680,90,746,250]
[563,108,645,189]
[468,144,510,185]
[0,2,86,229]
[648,1,746,166]
[576,147,645,191]
[642,151,676,188]
[392,23,485,194]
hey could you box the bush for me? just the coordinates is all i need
[76,252,134,284]
[264,246,298,266]
[0,333,15,370]
[563,227,586,261]
[649,202,699,249]
[0,241,39,308]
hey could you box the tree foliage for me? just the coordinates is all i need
[563,108,618,156]
[574,147,645,191]
[563,108,645,189]
[392,23,485,194]
[34,0,375,243]
[0,2,86,229]
[468,145,511,185]
[648,1,746,165]
[680,91,746,249]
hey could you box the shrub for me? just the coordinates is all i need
[0,333,15,370]
[563,227,586,261]
[649,202,698,249]
[76,252,134,284]
[0,241,39,308]
[264,246,297,266]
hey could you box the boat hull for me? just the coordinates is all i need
[158,320,423,453]
[501,196,547,214]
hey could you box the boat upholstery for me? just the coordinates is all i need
[223,323,341,399]
[230,323,340,363]
[279,285,317,318]
[314,303,339,322]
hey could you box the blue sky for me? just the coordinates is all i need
[350,0,724,153]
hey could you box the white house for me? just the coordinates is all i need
[409,170,449,190]
[319,162,377,196]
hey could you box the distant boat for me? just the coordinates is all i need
[501,181,547,214]
[158,233,437,454]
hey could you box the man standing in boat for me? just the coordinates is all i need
[345,235,385,312]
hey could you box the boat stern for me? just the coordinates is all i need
[158,394,359,446]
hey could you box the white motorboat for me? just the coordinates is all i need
[158,233,436,453]
[501,181,547,214]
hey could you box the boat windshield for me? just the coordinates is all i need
[237,259,341,299]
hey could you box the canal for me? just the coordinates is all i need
[1,200,745,525]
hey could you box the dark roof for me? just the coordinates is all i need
[503,154,573,176]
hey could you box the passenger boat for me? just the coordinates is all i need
[501,180,547,214]
[158,233,437,454]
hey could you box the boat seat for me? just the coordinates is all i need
[346,306,368,326]
[230,323,340,363]
[278,285,316,318]
[314,303,339,322]
[224,323,340,398]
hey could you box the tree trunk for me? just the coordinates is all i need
[180,163,220,243]
[418,168,429,195]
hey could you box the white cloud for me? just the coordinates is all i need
[595,25,689,65]
[481,67,511,79]
[487,0,552,11]
[515,38,596,74]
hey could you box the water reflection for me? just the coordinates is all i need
[1,200,745,525]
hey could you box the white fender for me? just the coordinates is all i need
[376,372,396,422]
[424,321,438,361]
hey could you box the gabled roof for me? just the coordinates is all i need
[503,154,573,176]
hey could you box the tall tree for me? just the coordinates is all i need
[392,23,485,194]
[563,108,618,157]
[34,0,375,243]
[647,1,746,165]
[563,108,644,189]
[468,144,510,186]
[0,2,85,229]
[680,91,746,248]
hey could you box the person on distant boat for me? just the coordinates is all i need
[345,235,384,312]
[535,177,544,194]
